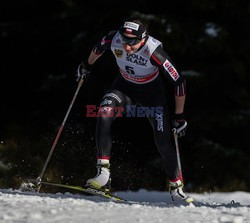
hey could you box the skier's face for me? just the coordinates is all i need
[120,33,145,54]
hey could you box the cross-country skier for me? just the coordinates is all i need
[77,18,192,202]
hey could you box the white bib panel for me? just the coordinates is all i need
[111,32,162,84]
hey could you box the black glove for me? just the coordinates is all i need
[172,113,187,137]
[76,59,92,81]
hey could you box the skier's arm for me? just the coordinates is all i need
[87,30,116,65]
[150,45,187,136]
[150,45,186,114]
[174,94,185,114]
[77,31,115,80]
[87,50,103,65]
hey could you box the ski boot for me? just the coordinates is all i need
[169,180,193,203]
[85,160,111,193]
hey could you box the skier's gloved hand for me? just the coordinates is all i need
[172,113,187,137]
[76,59,92,82]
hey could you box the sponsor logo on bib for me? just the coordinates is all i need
[114,49,123,58]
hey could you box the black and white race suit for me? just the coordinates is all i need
[91,30,186,181]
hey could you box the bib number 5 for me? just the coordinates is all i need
[125,66,135,74]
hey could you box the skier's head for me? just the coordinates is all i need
[119,18,148,46]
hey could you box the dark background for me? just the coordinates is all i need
[0,0,250,193]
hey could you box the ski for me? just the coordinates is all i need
[27,179,126,202]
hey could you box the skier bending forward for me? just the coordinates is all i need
[77,17,192,202]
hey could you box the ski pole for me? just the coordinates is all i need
[173,129,183,183]
[36,77,85,191]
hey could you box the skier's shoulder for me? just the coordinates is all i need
[98,30,117,48]
[147,35,162,47]
[145,35,163,55]
[104,30,118,40]
[107,30,117,36]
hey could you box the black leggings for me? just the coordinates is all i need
[95,76,181,181]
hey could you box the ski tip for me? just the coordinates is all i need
[111,196,127,202]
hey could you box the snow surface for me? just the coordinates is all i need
[0,188,250,223]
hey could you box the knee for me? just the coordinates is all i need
[97,114,114,128]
